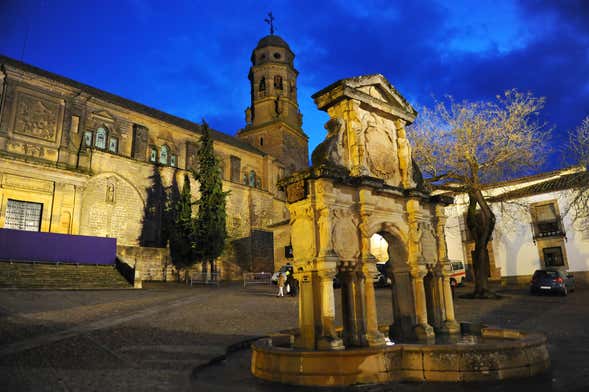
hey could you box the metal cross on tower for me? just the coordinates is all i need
[264,12,275,35]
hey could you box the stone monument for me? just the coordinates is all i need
[251,74,550,386]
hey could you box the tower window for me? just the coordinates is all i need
[259,77,266,92]
[274,75,283,90]
[260,137,264,146]
[273,52,281,59]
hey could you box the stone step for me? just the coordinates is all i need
[0,262,132,289]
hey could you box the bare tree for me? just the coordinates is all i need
[565,116,589,231]
[408,90,550,298]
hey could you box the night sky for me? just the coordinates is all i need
[2,0,588,173]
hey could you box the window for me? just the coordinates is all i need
[259,77,266,92]
[230,156,241,182]
[95,127,107,149]
[170,154,177,167]
[109,137,118,153]
[260,137,264,146]
[160,145,169,165]
[531,202,564,238]
[249,170,256,187]
[4,199,43,232]
[83,131,93,147]
[150,147,157,163]
[543,247,564,267]
[273,52,281,59]
[274,75,283,90]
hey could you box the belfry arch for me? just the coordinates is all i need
[282,75,459,349]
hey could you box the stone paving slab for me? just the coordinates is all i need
[0,282,588,391]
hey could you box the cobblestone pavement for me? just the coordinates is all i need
[1,282,588,391]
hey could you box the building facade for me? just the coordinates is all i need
[0,34,307,279]
[444,167,589,284]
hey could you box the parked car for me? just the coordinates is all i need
[449,261,466,288]
[375,262,391,287]
[530,269,575,296]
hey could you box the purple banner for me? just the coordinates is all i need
[0,229,116,265]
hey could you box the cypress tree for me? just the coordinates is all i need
[169,174,197,274]
[193,121,228,276]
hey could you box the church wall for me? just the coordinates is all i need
[0,59,294,278]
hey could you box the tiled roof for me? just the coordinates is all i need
[488,170,589,202]
[0,54,265,156]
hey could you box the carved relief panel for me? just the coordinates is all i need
[362,112,400,184]
[10,88,64,147]
[332,208,360,261]
[290,205,316,262]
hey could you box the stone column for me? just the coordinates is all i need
[356,189,386,347]
[411,266,435,340]
[440,263,460,334]
[71,184,85,235]
[362,260,386,346]
[317,262,344,350]
[428,264,446,331]
[294,268,316,350]
[340,262,367,347]
[435,205,460,334]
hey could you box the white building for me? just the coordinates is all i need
[444,167,589,285]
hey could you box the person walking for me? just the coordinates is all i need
[277,272,286,297]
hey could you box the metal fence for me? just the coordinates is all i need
[243,272,273,288]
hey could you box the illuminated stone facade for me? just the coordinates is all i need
[281,75,459,346]
[0,34,307,278]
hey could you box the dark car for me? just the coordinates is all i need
[530,269,575,296]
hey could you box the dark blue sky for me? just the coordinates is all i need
[2,0,588,172]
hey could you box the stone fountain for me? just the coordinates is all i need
[251,75,549,386]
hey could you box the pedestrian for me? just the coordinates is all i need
[286,273,298,296]
[277,272,286,297]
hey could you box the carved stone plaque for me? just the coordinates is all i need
[364,121,398,181]
[286,180,306,203]
[14,93,60,142]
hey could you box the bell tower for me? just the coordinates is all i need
[238,18,308,173]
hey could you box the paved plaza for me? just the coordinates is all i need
[0,282,588,391]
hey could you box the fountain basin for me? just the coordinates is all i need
[251,327,550,386]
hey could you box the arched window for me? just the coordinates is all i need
[260,137,264,146]
[259,77,266,92]
[159,145,169,165]
[274,75,283,90]
[95,127,107,149]
[249,170,256,187]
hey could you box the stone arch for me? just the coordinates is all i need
[370,223,408,270]
[368,221,417,341]
[80,172,145,246]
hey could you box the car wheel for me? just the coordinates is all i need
[530,288,536,295]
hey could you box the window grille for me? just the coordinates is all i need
[4,199,43,231]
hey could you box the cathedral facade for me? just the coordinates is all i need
[0,34,307,279]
